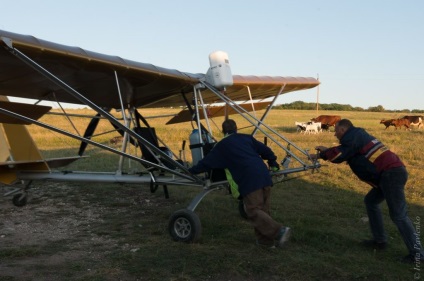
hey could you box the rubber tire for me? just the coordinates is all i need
[169,209,201,243]
[12,193,27,207]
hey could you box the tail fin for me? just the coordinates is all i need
[0,123,50,184]
[0,96,49,184]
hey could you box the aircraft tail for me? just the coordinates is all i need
[0,123,50,184]
[0,96,49,184]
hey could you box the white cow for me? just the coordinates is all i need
[408,116,422,129]
[295,121,308,133]
[397,115,423,130]
[295,121,321,134]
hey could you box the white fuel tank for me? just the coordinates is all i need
[205,51,233,89]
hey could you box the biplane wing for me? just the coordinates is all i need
[0,29,319,109]
[0,29,321,243]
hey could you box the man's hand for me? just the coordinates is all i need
[268,160,280,171]
[310,146,328,161]
[315,146,328,152]
[309,154,319,161]
[270,165,280,172]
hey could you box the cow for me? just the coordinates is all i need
[321,123,331,131]
[311,115,341,130]
[380,119,395,130]
[390,118,411,130]
[295,121,308,132]
[402,115,423,129]
[295,121,321,134]
[304,122,321,134]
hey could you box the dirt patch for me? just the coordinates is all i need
[0,182,170,281]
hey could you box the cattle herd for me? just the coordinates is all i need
[295,115,423,134]
[295,115,341,134]
[379,115,423,130]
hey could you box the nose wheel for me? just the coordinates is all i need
[168,209,201,243]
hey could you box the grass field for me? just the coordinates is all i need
[0,109,422,281]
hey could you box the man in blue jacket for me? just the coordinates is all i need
[310,119,424,263]
[188,119,291,247]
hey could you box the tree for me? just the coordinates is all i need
[368,105,385,112]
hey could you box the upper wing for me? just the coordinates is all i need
[0,29,319,109]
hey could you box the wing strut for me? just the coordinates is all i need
[78,113,102,156]
[196,88,213,135]
[251,85,284,136]
[192,85,205,160]
[246,86,257,119]
[113,71,134,174]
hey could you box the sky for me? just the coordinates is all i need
[1,0,423,110]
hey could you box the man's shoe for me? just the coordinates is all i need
[276,227,291,247]
[361,239,387,250]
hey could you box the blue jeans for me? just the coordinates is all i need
[364,166,424,256]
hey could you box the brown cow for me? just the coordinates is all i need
[380,119,395,129]
[402,115,423,129]
[390,118,411,130]
[311,115,341,130]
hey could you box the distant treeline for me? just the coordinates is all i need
[274,101,424,113]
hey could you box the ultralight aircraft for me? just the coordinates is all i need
[0,29,321,242]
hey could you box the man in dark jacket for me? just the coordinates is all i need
[188,119,291,247]
[310,119,424,263]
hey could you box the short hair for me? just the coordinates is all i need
[336,119,353,129]
[222,119,237,134]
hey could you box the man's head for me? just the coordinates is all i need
[222,119,237,135]
[334,119,353,140]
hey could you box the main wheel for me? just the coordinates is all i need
[12,193,27,207]
[168,209,201,243]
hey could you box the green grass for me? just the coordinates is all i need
[1,109,422,280]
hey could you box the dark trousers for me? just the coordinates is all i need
[364,166,424,256]
[243,187,282,244]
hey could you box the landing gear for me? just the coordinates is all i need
[168,209,201,243]
[168,183,223,243]
[4,180,32,207]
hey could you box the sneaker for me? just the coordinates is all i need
[361,239,387,250]
[275,227,291,247]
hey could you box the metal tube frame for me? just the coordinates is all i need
[200,81,320,172]
[1,37,320,213]
[0,39,203,185]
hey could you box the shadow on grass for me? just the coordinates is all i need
[167,178,422,281]
[0,154,421,280]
